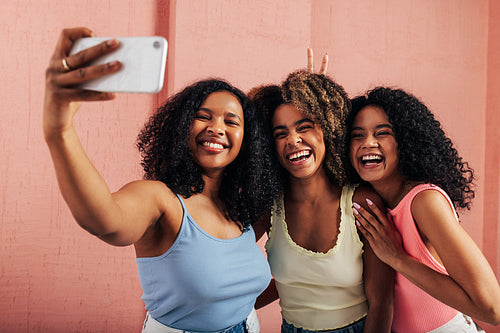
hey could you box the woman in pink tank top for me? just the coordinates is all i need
[347,87,500,332]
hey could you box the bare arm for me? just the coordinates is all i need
[255,279,279,309]
[354,190,500,324]
[44,28,174,246]
[354,188,393,333]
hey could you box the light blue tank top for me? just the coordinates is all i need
[136,195,271,331]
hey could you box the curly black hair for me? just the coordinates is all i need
[348,87,475,210]
[137,79,280,228]
[250,70,351,186]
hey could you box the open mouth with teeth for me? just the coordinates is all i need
[360,154,384,166]
[200,141,226,152]
[287,150,312,164]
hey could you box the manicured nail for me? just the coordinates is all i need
[366,198,373,206]
[355,220,361,227]
[108,61,119,68]
[353,202,361,209]
[353,207,359,215]
[106,39,118,47]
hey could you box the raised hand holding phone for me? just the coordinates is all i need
[69,36,167,93]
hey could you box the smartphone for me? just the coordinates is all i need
[69,36,168,94]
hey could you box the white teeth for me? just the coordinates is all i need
[362,155,382,161]
[289,150,311,160]
[202,142,224,149]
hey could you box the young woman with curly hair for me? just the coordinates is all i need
[251,54,394,333]
[44,28,279,333]
[350,87,500,332]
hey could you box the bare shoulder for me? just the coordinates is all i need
[411,188,451,213]
[410,187,460,238]
[353,184,384,210]
[411,188,455,224]
[114,179,181,224]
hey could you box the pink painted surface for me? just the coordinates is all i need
[0,0,498,332]
[482,0,500,332]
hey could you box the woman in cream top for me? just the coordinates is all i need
[266,186,368,329]
[251,57,394,332]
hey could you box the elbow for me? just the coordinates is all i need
[485,307,500,326]
[476,299,500,325]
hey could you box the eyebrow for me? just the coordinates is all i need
[272,118,314,132]
[197,108,242,121]
[351,123,393,131]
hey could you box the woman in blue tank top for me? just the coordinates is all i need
[43,27,279,332]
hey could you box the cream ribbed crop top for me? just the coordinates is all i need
[265,185,368,330]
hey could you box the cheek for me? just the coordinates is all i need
[348,142,359,164]
[232,129,244,149]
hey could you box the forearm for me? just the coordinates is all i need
[393,254,500,324]
[364,302,393,333]
[45,125,120,235]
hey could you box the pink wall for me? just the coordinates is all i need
[0,0,498,332]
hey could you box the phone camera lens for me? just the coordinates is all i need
[153,41,160,49]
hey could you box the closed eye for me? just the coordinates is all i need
[274,131,287,139]
[376,130,392,136]
[225,119,240,126]
[298,125,313,132]
[195,111,210,120]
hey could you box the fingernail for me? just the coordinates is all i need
[353,207,359,215]
[353,202,361,209]
[106,39,118,47]
[108,61,120,68]
[355,220,361,227]
[366,198,373,205]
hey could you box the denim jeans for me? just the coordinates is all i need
[281,317,365,333]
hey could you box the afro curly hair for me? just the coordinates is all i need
[250,71,351,187]
[348,87,475,210]
[137,79,280,228]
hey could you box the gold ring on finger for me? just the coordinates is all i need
[61,58,71,71]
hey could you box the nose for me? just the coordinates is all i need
[286,132,302,146]
[362,134,378,148]
[207,117,224,136]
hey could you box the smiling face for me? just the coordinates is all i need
[349,105,401,186]
[188,91,244,175]
[272,104,325,180]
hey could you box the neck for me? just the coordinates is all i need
[286,168,339,203]
[201,171,224,201]
[370,177,416,209]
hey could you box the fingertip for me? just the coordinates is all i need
[107,60,121,72]
[106,38,120,48]
[366,198,373,206]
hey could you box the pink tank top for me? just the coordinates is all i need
[388,184,458,333]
